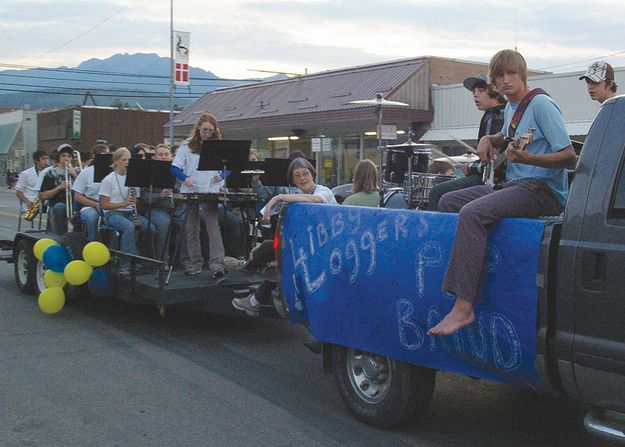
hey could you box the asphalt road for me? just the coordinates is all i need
[0,188,616,446]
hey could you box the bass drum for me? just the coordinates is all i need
[382,188,409,209]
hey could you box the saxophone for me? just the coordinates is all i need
[23,197,42,222]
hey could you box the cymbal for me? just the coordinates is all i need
[385,141,432,149]
[350,97,409,107]
[434,153,479,163]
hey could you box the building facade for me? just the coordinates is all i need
[169,56,498,186]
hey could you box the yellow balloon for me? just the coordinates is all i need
[44,270,67,288]
[33,238,56,261]
[38,286,65,314]
[82,242,111,267]
[64,260,93,286]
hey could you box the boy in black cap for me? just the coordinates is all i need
[580,61,618,104]
[37,144,78,234]
[427,73,507,210]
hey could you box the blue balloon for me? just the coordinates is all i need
[42,245,72,273]
[87,267,112,297]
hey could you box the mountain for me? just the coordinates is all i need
[0,53,282,110]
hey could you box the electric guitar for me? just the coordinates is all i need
[483,128,535,189]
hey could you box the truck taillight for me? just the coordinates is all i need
[273,226,280,264]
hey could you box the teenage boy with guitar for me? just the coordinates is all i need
[428,49,578,337]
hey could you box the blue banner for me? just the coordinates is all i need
[281,203,546,387]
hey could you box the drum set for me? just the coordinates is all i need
[348,94,454,209]
[382,141,453,209]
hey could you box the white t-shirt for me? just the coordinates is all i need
[15,166,42,201]
[99,171,139,213]
[172,140,222,194]
[293,184,337,203]
[72,165,101,201]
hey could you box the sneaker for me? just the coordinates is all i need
[118,268,130,279]
[232,294,260,316]
[210,269,227,283]
[185,264,202,275]
[224,256,247,272]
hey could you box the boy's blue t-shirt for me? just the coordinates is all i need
[503,94,571,205]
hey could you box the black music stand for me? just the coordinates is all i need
[126,158,177,260]
[126,158,175,189]
[198,140,251,173]
[226,160,265,189]
[93,153,113,183]
[260,158,292,186]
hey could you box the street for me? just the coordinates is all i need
[0,188,614,446]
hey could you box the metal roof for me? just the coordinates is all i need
[174,57,429,127]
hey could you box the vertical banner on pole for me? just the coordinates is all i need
[173,31,190,86]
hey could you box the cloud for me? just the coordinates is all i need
[2,0,624,77]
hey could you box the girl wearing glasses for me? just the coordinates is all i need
[171,113,226,278]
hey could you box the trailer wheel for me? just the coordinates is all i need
[34,259,47,295]
[14,238,36,294]
[332,346,435,429]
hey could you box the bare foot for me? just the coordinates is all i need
[427,299,475,336]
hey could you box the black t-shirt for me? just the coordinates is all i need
[40,168,67,206]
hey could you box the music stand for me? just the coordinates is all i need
[93,153,113,183]
[225,160,265,189]
[126,158,175,189]
[260,158,292,187]
[198,140,251,173]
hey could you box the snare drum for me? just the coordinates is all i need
[404,173,454,206]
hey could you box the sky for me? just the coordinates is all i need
[2,0,625,79]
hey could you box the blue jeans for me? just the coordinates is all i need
[145,207,189,265]
[80,206,100,241]
[104,210,154,269]
[49,202,68,235]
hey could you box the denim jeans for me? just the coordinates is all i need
[80,206,100,241]
[49,202,68,235]
[104,210,154,269]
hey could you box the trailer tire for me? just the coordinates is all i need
[332,345,435,429]
[14,238,36,294]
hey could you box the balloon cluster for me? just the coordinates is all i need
[33,239,112,315]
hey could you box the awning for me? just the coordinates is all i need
[0,122,20,154]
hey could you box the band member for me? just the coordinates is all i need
[171,113,226,279]
[428,73,507,210]
[343,159,380,207]
[100,147,154,277]
[140,144,189,268]
[231,157,336,316]
[38,144,78,235]
[72,143,110,241]
[428,49,578,337]
[579,61,618,104]
[16,150,49,209]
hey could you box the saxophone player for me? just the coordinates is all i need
[38,144,78,235]
[16,150,49,211]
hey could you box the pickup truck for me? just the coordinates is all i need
[277,95,625,443]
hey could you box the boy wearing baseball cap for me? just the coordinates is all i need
[580,61,618,104]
